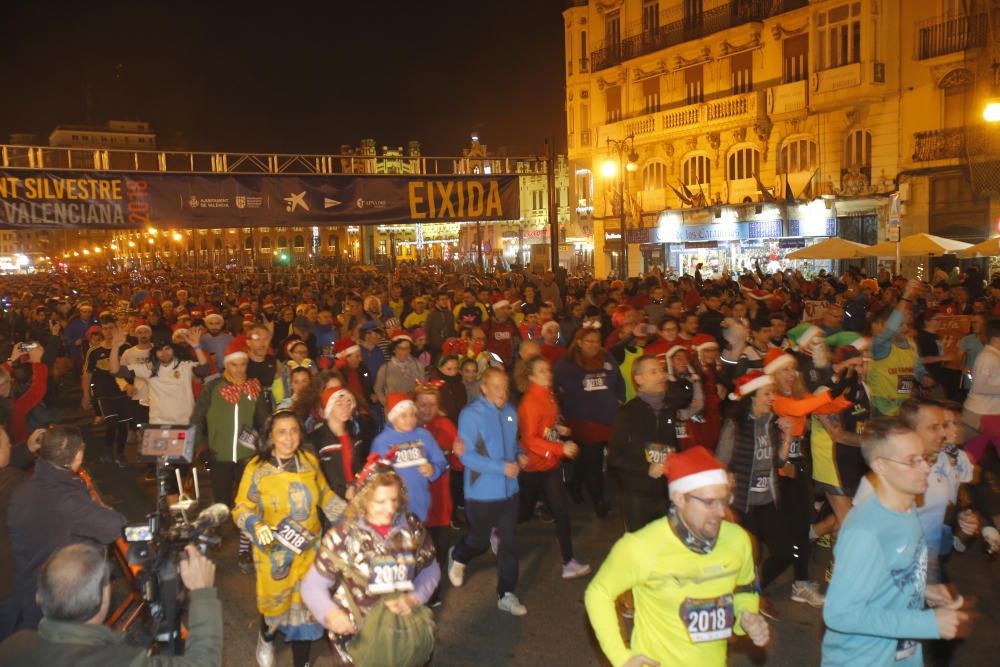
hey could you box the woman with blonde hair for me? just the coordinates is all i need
[301,454,438,666]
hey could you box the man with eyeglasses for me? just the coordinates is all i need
[586,446,769,667]
[823,419,971,666]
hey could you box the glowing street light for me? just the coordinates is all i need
[601,159,617,179]
[984,99,1000,122]
[172,232,183,241]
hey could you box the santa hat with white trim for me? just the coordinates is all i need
[728,369,773,401]
[334,337,360,359]
[787,323,823,350]
[691,333,719,352]
[667,445,729,496]
[664,345,688,379]
[223,339,248,364]
[763,348,795,375]
[386,392,416,422]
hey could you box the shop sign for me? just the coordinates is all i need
[604,231,622,241]
[788,218,837,237]
[779,238,806,248]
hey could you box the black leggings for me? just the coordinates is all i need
[261,616,311,667]
[518,468,574,563]
[568,442,606,506]
[778,463,813,583]
[744,502,796,590]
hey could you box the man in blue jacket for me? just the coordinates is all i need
[448,367,528,616]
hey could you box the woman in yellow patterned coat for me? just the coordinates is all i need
[233,409,347,667]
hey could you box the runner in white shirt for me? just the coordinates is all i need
[111,327,212,426]
[119,324,154,426]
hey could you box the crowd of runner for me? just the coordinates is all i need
[0,259,998,666]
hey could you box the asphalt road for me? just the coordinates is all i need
[69,404,999,666]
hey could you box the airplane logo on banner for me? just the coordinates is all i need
[284,191,309,212]
[323,197,341,209]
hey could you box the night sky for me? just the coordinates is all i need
[2,0,567,156]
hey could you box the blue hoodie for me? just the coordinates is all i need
[457,396,522,501]
[370,424,447,522]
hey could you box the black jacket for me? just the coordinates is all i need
[7,461,126,629]
[608,390,689,499]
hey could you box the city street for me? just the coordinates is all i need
[71,397,1000,666]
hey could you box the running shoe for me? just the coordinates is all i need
[561,559,592,579]
[447,546,465,587]
[816,533,834,549]
[790,581,825,608]
[497,592,527,616]
[256,632,275,667]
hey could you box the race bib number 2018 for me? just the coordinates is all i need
[274,517,312,555]
[394,442,428,469]
[680,594,735,643]
[368,553,415,595]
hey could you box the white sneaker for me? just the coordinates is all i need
[447,546,465,587]
[497,592,527,616]
[790,580,825,608]
[561,559,592,579]
[256,632,275,667]
[489,527,499,556]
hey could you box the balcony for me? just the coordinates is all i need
[590,0,806,72]
[913,127,967,161]
[916,13,987,60]
[605,90,765,142]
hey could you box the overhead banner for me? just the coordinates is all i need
[0,169,520,230]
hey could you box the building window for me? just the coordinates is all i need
[780,138,818,172]
[328,235,337,248]
[261,237,271,249]
[641,161,668,190]
[727,147,760,180]
[685,66,704,106]
[606,10,621,51]
[642,0,659,34]
[575,169,593,205]
[941,70,973,128]
[580,31,588,71]
[293,235,305,249]
[817,3,861,71]
[845,130,871,168]
[783,34,809,83]
[244,236,253,250]
[606,85,622,123]
[642,76,661,115]
[731,51,753,95]
[682,154,711,186]
[277,236,287,248]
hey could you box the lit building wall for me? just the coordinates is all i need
[564,0,1000,278]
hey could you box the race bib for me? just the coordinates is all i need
[896,375,915,395]
[644,443,673,465]
[237,426,259,452]
[393,442,427,469]
[274,517,313,555]
[583,373,608,392]
[787,437,803,460]
[367,553,415,595]
[750,471,770,493]
[679,594,735,643]
[675,421,689,440]
[895,639,917,661]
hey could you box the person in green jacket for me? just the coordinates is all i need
[0,542,222,667]
[191,345,269,572]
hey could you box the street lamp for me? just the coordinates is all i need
[984,98,1000,122]
[603,134,639,278]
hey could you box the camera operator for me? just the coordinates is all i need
[0,542,222,666]
[6,426,126,632]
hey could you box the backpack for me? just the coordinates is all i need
[326,551,435,667]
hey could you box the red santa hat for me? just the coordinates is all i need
[242,312,255,323]
[492,299,511,311]
[386,392,415,422]
[335,337,360,359]
[667,445,729,495]
[728,370,773,401]
[224,338,248,364]
[133,320,151,333]
[763,348,795,375]
[691,333,719,352]
[388,329,412,343]
[321,387,356,418]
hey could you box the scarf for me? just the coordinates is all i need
[219,374,262,405]
[668,505,717,555]
[637,390,664,414]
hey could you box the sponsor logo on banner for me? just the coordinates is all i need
[284,191,309,212]
[356,198,388,210]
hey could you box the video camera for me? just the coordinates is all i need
[120,425,229,654]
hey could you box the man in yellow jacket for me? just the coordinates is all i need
[585,446,770,667]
